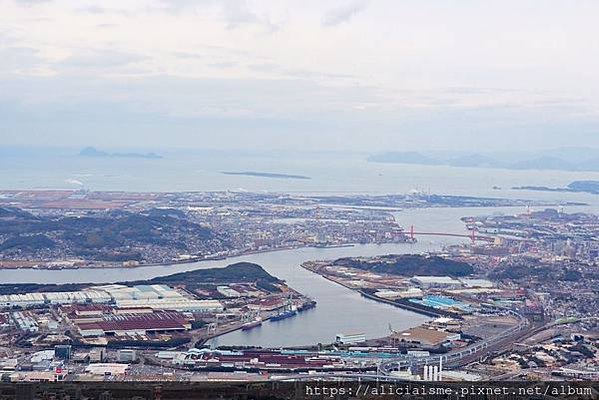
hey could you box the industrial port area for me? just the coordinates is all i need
[0,190,598,387]
[0,263,325,382]
[301,207,599,381]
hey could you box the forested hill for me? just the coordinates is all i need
[0,207,224,263]
[0,262,280,295]
[332,254,474,277]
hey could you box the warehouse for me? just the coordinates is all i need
[76,310,191,337]
[90,284,187,301]
[85,363,129,376]
[0,288,111,309]
[410,276,462,288]
[44,291,90,305]
[393,326,461,347]
[0,284,197,309]
[115,298,223,313]
[0,293,45,308]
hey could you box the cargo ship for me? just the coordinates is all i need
[241,319,263,330]
[270,310,297,322]
[297,300,317,312]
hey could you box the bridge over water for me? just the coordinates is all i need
[407,225,495,243]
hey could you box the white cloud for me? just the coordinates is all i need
[1,0,598,150]
[321,0,369,27]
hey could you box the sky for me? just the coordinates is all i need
[1,0,599,152]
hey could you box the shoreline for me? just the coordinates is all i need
[357,289,448,318]
[199,298,317,346]
[0,243,359,271]
[0,199,575,273]
[299,262,438,319]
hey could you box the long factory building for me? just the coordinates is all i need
[0,284,223,313]
[75,310,193,337]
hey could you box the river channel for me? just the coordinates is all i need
[0,206,586,347]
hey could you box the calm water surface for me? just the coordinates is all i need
[4,207,594,347]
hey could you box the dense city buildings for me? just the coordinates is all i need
[0,190,551,268]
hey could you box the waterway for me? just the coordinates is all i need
[2,205,582,347]
[4,149,599,346]
[2,240,455,347]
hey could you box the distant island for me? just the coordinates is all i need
[368,151,599,172]
[79,146,162,159]
[513,180,599,195]
[221,171,311,180]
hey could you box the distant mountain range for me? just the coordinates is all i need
[368,150,599,172]
[80,146,162,159]
[514,180,599,195]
